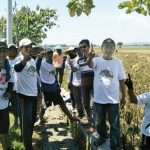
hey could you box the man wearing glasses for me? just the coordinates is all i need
[70,39,98,133]
[14,38,37,150]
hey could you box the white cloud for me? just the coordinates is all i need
[118,14,150,28]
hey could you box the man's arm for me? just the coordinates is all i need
[119,79,126,108]
[125,73,138,104]
[86,57,94,68]
[86,43,95,68]
[127,89,138,104]
[70,62,78,72]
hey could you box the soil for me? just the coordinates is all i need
[34,105,79,150]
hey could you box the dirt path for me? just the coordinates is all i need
[39,105,79,150]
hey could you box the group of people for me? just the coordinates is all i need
[0,37,150,150]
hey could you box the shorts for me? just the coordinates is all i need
[0,107,9,134]
[43,89,64,107]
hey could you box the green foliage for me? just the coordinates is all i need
[0,16,7,39]
[66,0,95,17]
[117,42,123,48]
[0,6,58,44]
[118,0,150,16]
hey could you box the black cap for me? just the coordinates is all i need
[102,38,115,46]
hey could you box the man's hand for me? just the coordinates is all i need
[88,43,95,59]
[120,97,126,109]
[125,74,133,89]
[22,54,31,65]
[69,58,73,66]
[38,51,46,58]
[3,92,11,100]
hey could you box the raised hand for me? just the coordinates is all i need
[22,54,31,65]
[125,74,133,89]
[40,51,46,58]
[88,43,95,58]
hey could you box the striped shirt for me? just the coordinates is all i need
[74,55,94,89]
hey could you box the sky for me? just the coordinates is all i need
[1,0,150,45]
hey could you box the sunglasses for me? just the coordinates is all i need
[80,45,87,49]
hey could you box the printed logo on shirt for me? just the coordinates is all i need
[99,70,113,85]
[12,66,14,74]
[49,70,55,76]
[27,66,37,76]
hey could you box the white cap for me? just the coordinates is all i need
[45,47,53,53]
[19,38,35,47]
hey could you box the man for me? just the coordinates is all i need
[14,38,37,150]
[36,47,78,122]
[125,74,150,150]
[7,44,19,129]
[65,46,77,110]
[70,39,97,133]
[0,41,13,150]
[71,46,85,118]
[53,44,65,87]
[86,38,126,150]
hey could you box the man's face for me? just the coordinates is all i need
[46,51,53,61]
[102,45,115,56]
[9,47,17,58]
[20,44,32,55]
[30,48,38,57]
[0,48,8,68]
[75,48,82,56]
[79,42,90,57]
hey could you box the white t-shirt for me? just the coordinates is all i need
[0,69,13,110]
[137,92,150,137]
[40,59,56,84]
[92,57,126,104]
[72,56,81,87]
[14,55,37,96]
[65,58,73,83]
[8,59,17,91]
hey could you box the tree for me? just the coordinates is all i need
[117,42,123,48]
[0,6,58,44]
[66,0,150,17]
[66,0,95,17]
[0,16,7,40]
[118,0,150,16]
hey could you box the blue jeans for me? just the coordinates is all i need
[18,94,37,150]
[94,103,120,149]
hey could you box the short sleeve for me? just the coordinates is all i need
[137,92,150,105]
[93,57,97,69]
[9,69,14,83]
[118,61,126,80]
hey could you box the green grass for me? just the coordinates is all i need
[0,112,43,150]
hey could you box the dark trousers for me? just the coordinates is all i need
[18,94,37,150]
[141,134,150,150]
[72,85,84,117]
[56,68,64,84]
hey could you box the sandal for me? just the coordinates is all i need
[93,138,106,146]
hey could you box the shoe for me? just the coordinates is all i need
[93,137,106,146]
[86,126,94,133]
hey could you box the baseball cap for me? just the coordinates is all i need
[0,41,8,49]
[45,47,53,53]
[19,38,35,47]
[54,44,63,50]
[102,38,115,46]
[8,44,18,49]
